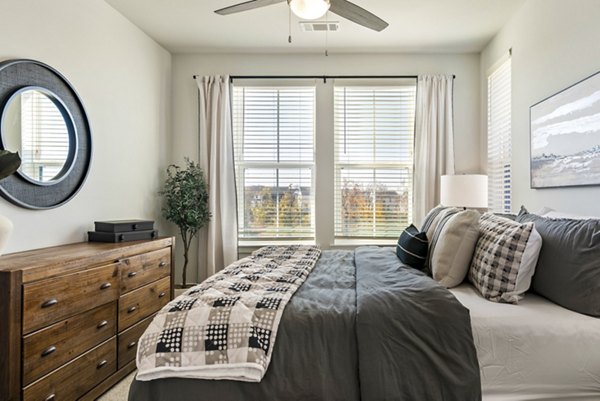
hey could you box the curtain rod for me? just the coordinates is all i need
[192,74,456,83]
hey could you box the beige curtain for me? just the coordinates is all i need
[413,75,455,225]
[197,76,238,277]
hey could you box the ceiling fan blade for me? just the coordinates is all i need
[329,0,389,32]
[215,0,286,15]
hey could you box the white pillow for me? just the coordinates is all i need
[423,206,461,244]
[468,213,542,303]
[430,209,480,288]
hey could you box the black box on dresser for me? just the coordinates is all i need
[89,220,157,243]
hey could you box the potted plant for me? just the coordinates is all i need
[160,158,211,287]
[0,150,21,180]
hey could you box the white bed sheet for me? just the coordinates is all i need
[450,284,600,401]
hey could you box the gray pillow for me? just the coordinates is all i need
[516,207,600,316]
[493,212,517,221]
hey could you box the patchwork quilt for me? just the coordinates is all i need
[136,245,321,382]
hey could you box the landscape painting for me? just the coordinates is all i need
[530,71,600,188]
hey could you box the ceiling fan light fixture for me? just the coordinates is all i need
[288,0,331,20]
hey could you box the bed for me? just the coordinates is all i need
[451,284,600,401]
[128,247,481,401]
[129,244,600,401]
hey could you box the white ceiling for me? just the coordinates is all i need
[105,0,526,54]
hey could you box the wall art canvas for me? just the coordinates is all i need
[530,70,600,188]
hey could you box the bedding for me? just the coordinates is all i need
[451,284,600,401]
[136,245,321,382]
[129,247,481,401]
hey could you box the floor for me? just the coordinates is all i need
[98,371,136,401]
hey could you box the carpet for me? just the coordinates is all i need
[97,371,136,401]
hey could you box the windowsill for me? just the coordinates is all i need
[331,239,396,248]
[238,239,315,248]
[237,239,396,250]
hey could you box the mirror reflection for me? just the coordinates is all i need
[1,88,74,184]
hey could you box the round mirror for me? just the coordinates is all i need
[1,86,77,185]
[0,59,92,209]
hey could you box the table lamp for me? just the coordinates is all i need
[440,174,488,209]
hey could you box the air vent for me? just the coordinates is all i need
[299,21,340,32]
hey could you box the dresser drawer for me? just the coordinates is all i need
[119,276,170,331]
[22,302,116,385]
[23,263,119,334]
[120,247,170,294]
[23,337,117,401]
[118,314,155,369]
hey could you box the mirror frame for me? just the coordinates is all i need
[0,59,92,209]
[1,85,79,186]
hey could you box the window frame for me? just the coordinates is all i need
[231,78,418,247]
[333,82,417,240]
[232,83,317,243]
[487,55,512,213]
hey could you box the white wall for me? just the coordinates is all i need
[172,52,481,282]
[0,1,172,251]
[481,0,600,215]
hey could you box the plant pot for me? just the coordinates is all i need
[175,283,197,289]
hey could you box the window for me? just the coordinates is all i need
[19,90,70,181]
[232,85,315,240]
[232,80,418,245]
[487,56,512,213]
[334,83,417,239]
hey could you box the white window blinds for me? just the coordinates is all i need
[232,85,315,240]
[334,83,417,239]
[487,57,512,213]
[20,91,70,181]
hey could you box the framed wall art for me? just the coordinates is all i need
[530,70,600,188]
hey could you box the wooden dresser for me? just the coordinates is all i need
[0,237,175,401]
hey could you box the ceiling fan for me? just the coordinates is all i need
[215,0,389,32]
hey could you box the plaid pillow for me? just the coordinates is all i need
[469,213,541,303]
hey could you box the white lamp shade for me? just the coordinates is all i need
[288,0,330,20]
[441,174,488,208]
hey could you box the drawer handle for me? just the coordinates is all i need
[97,320,109,329]
[159,292,166,298]
[127,306,137,314]
[97,360,108,369]
[127,341,137,349]
[100,282,112,290]
[41,346,56,357]
[41,299,58,308]
[128,271,137,278]
[45,394,56,401]
[159,261,167,267]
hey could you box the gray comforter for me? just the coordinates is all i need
[129,247,481,401]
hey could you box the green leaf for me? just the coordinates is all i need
[0,150,21,180]
[159,158,211,286]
